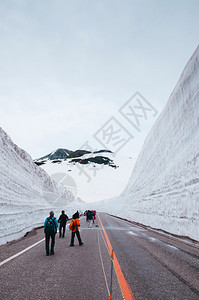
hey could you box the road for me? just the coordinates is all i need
[0,213,199,300]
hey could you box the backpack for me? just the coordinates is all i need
[44,217,56,235]
[69,220,75,231]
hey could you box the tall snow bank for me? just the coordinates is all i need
[0,128,74,245]
[109,46,199,241]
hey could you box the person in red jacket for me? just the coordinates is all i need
[69,211,83,247]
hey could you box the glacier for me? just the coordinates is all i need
[0,128,74,245]
[101,45,199,241]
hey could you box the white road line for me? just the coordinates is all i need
[128,231,138,236]
[0,238,45,267]
[97,229,110,296]
[148,237,157,242]
[167,244,179,250]
[0,216,84,267]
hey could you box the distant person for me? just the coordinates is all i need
[44,211,58,256]
[93,210,96,223]
[69,211,83,246]
[58,210,68,238]
[91,210,95,224]
[88,210,93,228]
[85,210,89,222]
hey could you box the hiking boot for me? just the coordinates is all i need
[70,244,74,247]
[79,242,83,246]
[50,251,54,255]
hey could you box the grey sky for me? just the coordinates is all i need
[0,0,199,159]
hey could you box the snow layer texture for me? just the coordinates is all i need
[0,128,74,245]
[105,46,199,241]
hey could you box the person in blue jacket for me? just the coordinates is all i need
[44,211,59,256]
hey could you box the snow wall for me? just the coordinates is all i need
[0,128,75,245]
[106,46,199,241]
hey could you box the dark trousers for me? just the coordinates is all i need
[59,224,66,238]
[71,231,82,245]
[45,233,55,254]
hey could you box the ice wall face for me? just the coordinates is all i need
[0,128,74,245]
[115,46,199,240]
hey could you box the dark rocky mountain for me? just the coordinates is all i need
[35,148,73,162]
[71,156,117,168]
[93,150,113,154]
[67,150,91,159]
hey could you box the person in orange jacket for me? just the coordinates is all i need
[69,211,83,247]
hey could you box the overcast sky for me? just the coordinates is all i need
[0,0,199,160]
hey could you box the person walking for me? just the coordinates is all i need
[85,210,89,222]
[88,210,93,228]
[92,210,95,224]
[44,211,58,256]
[69,211,83,247]
[93,210,96,224]
[58,210,68,238]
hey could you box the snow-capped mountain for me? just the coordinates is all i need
[0,128,75,245]
[34,148,117,168]
[38,148,133,203]
[101,46,199,241]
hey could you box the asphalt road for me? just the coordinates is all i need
[0,213,199,300]
[99,213,199,300]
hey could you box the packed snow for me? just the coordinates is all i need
[98,45,199,241]
[0,128,75,245]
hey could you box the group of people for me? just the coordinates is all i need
[44,210,83,256]
[85,210,96,227]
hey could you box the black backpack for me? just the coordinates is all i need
[44,217,56,235]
